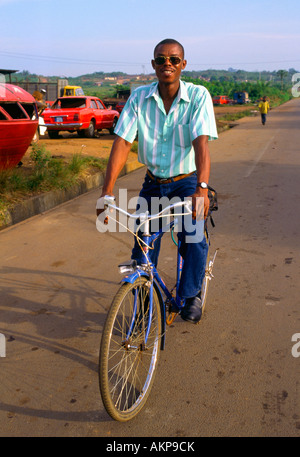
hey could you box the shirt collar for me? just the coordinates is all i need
[146,80,190,103]
[179,80,190,102]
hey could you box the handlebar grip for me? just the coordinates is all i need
[103,195,116,208]
[96,195,115,210]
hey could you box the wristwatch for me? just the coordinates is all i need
[196,182,208,189]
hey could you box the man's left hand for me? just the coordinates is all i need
[191,189,209,220]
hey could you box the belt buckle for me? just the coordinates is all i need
[159,178,169,183]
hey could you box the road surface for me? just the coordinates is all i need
[0,99,299,437]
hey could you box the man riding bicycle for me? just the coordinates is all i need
[97,38,218,324]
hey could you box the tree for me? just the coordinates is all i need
[277,70,288,89]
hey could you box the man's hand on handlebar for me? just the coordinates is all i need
[191,189,209,220]
[96,194,115,223]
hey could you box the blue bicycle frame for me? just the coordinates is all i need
[120,218,185,351]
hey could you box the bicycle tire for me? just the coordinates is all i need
[200,255,210,313]
[99,276,162,421]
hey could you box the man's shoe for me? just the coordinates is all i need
[180,295,203,324]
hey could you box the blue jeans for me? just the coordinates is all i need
[131,172,209,299]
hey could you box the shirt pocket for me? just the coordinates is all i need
[175,124,191,150]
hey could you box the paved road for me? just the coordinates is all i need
[0,99,299,437]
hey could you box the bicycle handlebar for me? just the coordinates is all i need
[102,195,192,221]
[96,196,195,259]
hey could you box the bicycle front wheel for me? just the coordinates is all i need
[201,247,218,313]
[99,277,162,421]
[200,255,210,313]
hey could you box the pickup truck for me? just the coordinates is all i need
[43,96,119,138]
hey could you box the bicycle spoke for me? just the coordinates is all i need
[99,278,162,420]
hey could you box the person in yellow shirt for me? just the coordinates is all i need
[258,96,270,125]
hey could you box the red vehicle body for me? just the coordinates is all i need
[43,96,119,138]
[115,101,126,113]
[0,83,38,170]
[212,95,231,105]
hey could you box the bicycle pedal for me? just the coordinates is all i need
[166,312,178,325]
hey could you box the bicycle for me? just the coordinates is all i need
[98,196,218,422]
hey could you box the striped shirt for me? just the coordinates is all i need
[114,80,218,178]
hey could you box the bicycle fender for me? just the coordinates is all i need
[121,273,166,351]
[120,270,148,284]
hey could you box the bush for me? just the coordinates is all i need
[182,76,292,104]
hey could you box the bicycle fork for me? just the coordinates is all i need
[124,278,153,350]
[207,248,219,280]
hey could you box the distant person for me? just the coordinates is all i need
[258,96,270,125]
[33,89,47,114]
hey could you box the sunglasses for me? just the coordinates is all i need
[154,56,182,66]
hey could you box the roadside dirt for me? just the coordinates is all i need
[22,130,119,168]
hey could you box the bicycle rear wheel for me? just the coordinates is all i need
[99,277,162,421]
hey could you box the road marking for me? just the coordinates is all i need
[244,136,275,178]
[0,333,5,357]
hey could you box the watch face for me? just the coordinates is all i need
[200,182,208,189]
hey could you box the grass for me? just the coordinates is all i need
[215,107,257,133]
[219,109,254,122]
[0,143,108,223]
[130,141,138,153]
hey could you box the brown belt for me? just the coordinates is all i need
[147,169,195,184]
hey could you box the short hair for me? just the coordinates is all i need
[154,39,185,58]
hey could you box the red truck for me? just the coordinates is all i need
[43,96,119,138]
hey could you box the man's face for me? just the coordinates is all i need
[152,43,187,85]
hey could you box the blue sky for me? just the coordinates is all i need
[1,0,300,76]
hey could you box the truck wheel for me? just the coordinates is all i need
[48,131,59,139]
[85,121,95,138]
[109,117,118,135]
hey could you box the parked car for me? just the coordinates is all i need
[115,101,126,113]
[212,95,231,105]
[42,96,120,138]
[0,83,38,170]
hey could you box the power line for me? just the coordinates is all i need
[0,50,146,66]
[1,50,299,68]
[192,60,300,66]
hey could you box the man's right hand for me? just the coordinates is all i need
[96,195,106,217]
[96,195,115,222]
